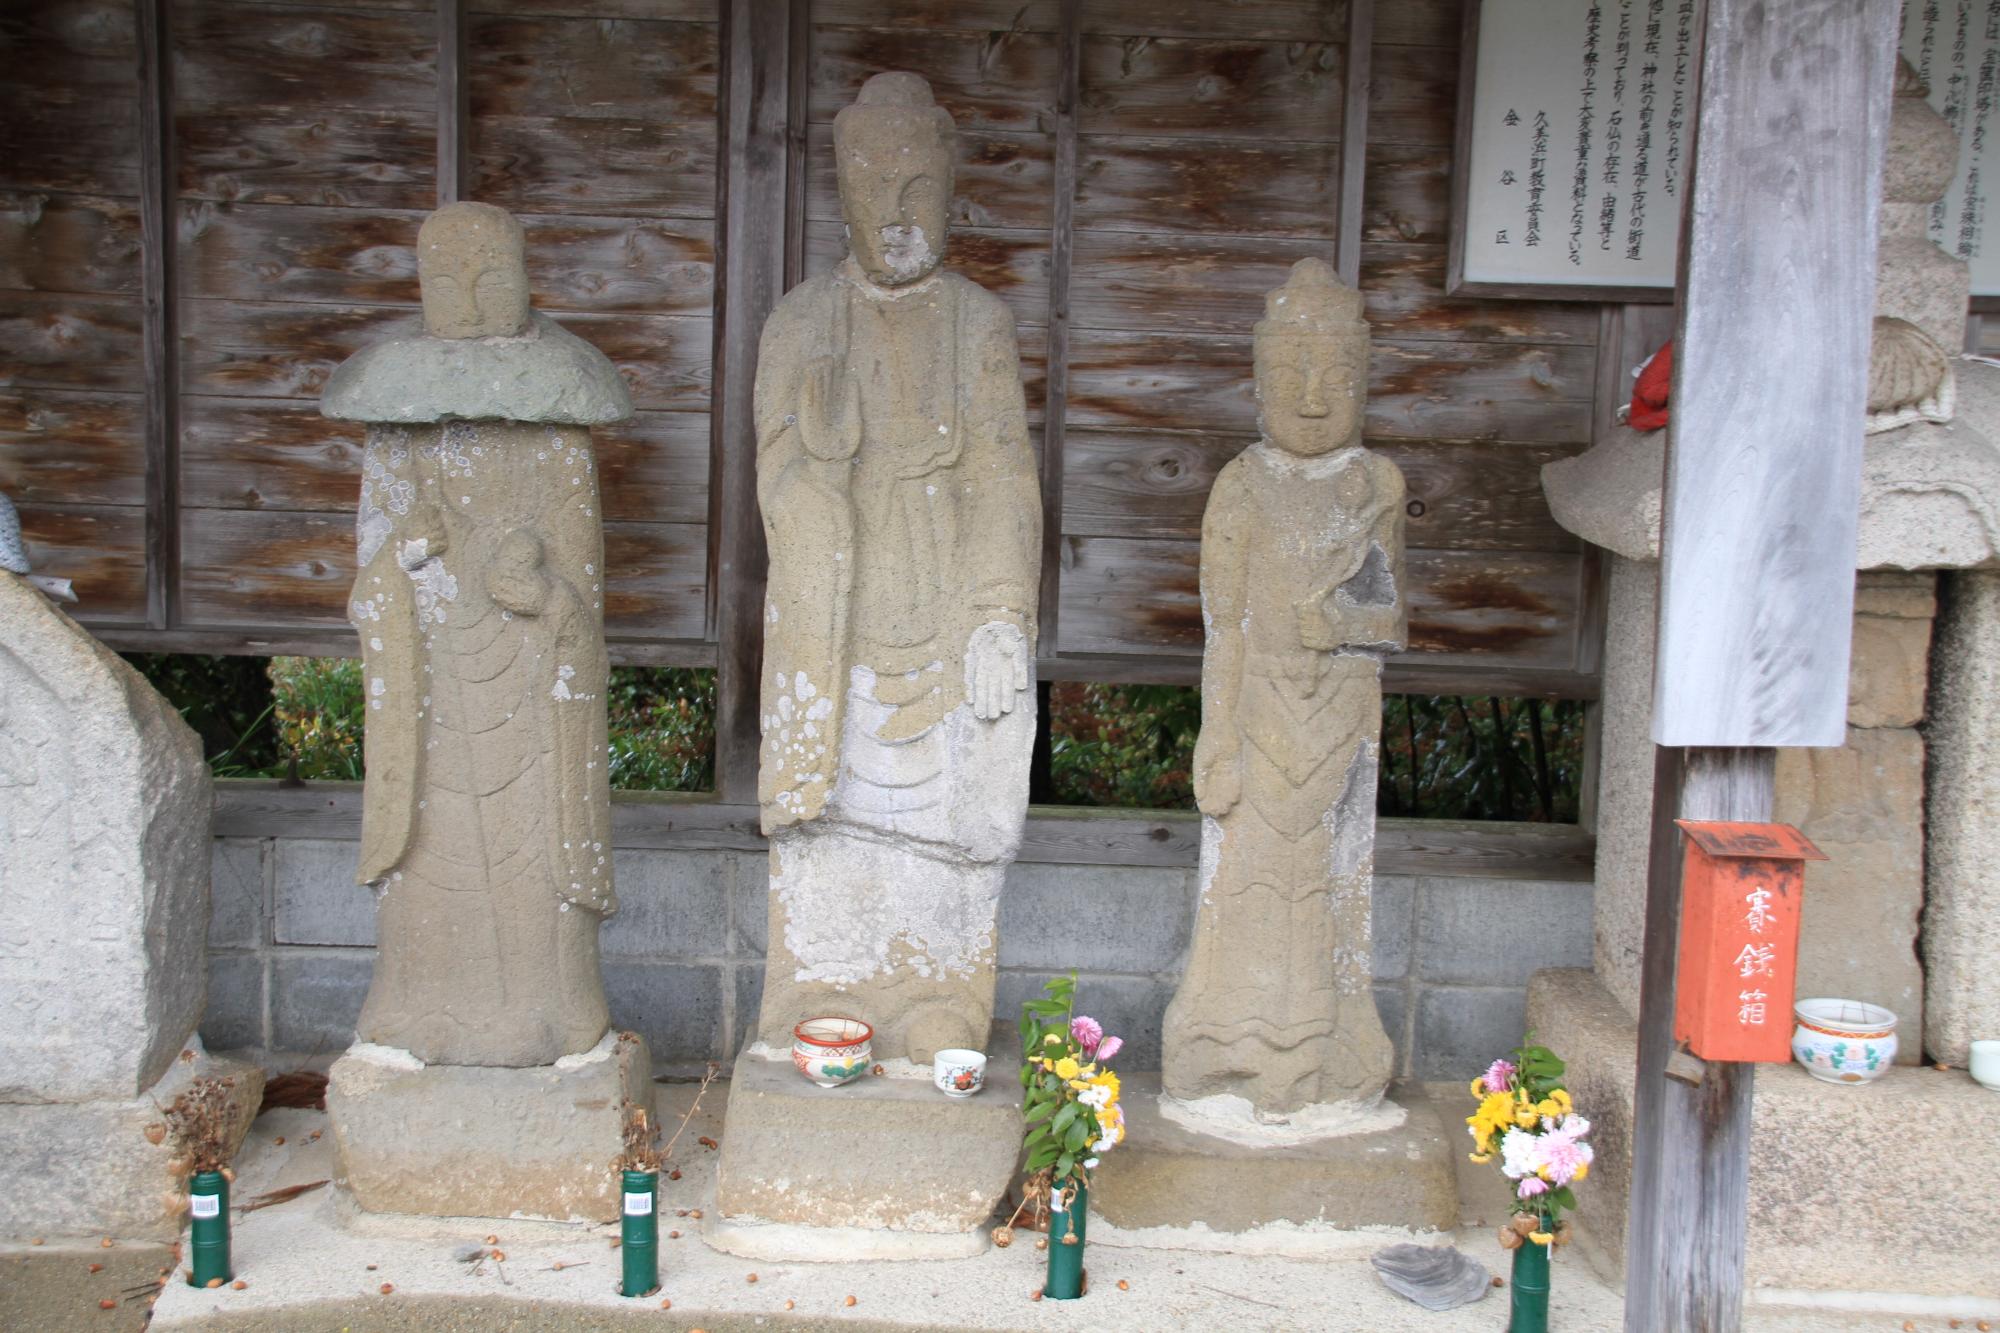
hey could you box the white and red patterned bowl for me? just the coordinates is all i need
[791,1017,873,1088]
[1790,998,1897,1084]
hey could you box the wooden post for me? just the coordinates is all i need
[436,0,470,206]
[1625,2,1896,1328]
[1334,0,1373,289]
[709,0,792,805]
[1034,0,1079,660]
[137,0,179,631]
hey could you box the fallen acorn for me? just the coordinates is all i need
[1492,1276,1506,1288]
[668,1230,680,1240]
[366,1264,377,1271]
[232,1280,247,1290]
[99,1299,117,1310]
[485,1235,499,1245]
[490,1250,506,1262]
[747,1273,758,1284]
[100,1237,113,1248]
[205,1277,223,1289]
[668,1168,682,1180]
[1034,1237,1048,1251]
[378,1283,394,1295]
[659,1297,672,1310]
[29,1238,42,1246]
[690,1208,703,1219]
[1117,1279,1130,1291]
[845,1295,857,1307]
[785,1299,796,1310]
[273,1137,285,1146]
[698,1136,717,1149]
[1030,1289,1043,1302]
[88,1263,103,1274]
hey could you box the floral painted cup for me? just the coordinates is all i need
[932,1048,987,1098]
[791,1017,873,1088]
[1790,998,1897,1085]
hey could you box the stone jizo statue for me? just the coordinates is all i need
[750,71,1041,1063]
[1162,258,1407,1117]
[321,201,634,1068]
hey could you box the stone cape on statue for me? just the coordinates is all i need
[711,71,1038,1256]
[318,201,654,1223]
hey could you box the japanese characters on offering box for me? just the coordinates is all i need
[1458,0,1695,290]
[1905,0,2000,297]
[1670,823,1820,1064]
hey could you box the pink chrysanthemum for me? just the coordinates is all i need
[1093,1035,1123,1062]
[1481,1059,1518,1094]
[1070,1016,1104,1055]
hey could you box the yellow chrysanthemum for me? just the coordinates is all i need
[1468,1152,1493,1164]
[1550,1088,1573,1113]
[1573,1162,1589,1182]
[1513,1105,1541,1128]
[1535,1098,1562,1118]
[1529,1232,1553,1246]
[1053,1056,1081,1080]
[1469,1092,1515,1140]
[1469,1077,1485,1098]
[1089,1070,1121,1101]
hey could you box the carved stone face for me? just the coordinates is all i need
[834,74,954,287]
[1255,333,1367,456]
[416,202,531,339]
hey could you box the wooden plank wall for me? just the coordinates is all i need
[1,0,1605,702]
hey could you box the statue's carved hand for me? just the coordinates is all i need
[488,528,549,616]
[1193,730,1242,816]
[395,503,449,570]
[798,356,862,462]
[964,621,1029,721]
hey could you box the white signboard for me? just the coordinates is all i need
[1903,1,2000,298]
[1452,0,1698,296]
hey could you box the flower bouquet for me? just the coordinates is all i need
[1466,1043,1592,1333]
[1002,974,1125,1299]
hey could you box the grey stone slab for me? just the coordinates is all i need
[201,954,265,1053]
[732,964,764,1055]
[603,961,723,1064]
[997,863,1192,973]
[730,852,769,957]
[1415,986,1527,1082]
[602,849,728,958]
[209,838,266,949]
[1372,874,1415,981]
[1374,984,1410,1080]
[271,951,373,1055]
[996,970,1170,1070]
[1415,877,1593,987]
[273,839,374,947]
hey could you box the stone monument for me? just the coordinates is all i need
[0,492,263,1242]
[1091,264,1456,1237]
[319,202,654,1222]
[711,72,1037,1256]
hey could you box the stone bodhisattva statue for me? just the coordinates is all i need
[1162,259,1407,1118]
[321,202,634,1068]
[752,72,1041,1063]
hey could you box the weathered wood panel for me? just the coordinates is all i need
[472,115,718,219]
[802,220,1050,327]
[1080,0,1348,42]
[172,2,436,112]
[0,292,144,392]
[1062,430,1581,551]
[1067,329,1595,442]
[1361,243,1598,345]
[179,201,713,314]
[1057,535,1581,669]
[469,0,715,18]
[0,389,146,506]
[178,107,438,210]
[178,298,715,411]
[1367,41,1455,147]
[805,124,1053,231]
[469,13,717,122]
[1073,135,1338,236]
[15,502,148,621]
[0,192,143,296]
[0,1,139,198]
[1364,141,1449,243]
[179,506,707,637]
[178,394,709,524]
[809,24,1059,132]
[1375,0,1457,49]
[1077,35,1343,141]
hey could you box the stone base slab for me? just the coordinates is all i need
[1089,1073,1458,1234]
[0,1043,263,1243]
[326,1029,652,1223]
[712,1048,1019,1249]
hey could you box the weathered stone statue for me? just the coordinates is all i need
[1162,258,1406,1117]
[750,71,1041,1065]
[320,203,652,1222]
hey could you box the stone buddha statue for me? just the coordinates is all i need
[1162,258,1407,1118]
[749,71,1041,1063]
[321,201,633,1069]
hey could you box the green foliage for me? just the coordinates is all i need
[270,656,365,781]
[122,653,280,776]
[604,667,715,792]
[1016,974,1122,1192]
[1046,683,1199,809]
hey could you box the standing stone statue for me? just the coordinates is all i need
[1162,259,1406,1117]
[750,71,1041,1064]
[319,203,652,1221]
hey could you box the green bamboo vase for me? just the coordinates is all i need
[619,1170,660,1297]
[1042,1175,1088,1300]
[1506,1216,1551,1333]
[187,1171,231,1287]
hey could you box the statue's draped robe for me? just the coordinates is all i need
[751,261,1040,1058]
[1164,444,1406,1113]
[349,420,614,1068]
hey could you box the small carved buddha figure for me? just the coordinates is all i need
[321,201,633,1068]
[749,71,1041,1063]
[1162,258,1407,1117]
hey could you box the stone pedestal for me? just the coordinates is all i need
[709,1048,1019,1259]
[1089,1074,1457,1235]
[326,1030,652,1223]
[0,1040,263,1243]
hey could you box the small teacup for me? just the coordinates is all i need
[791,1017,872,1088]
[1971,1040,2000,1092]
[933,1049,987,1098]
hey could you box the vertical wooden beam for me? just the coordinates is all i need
[710,0,792,805]
[1966,312,1985,355]
[137,0,179,630]
[1034,0,1080,661]
[1335,0,1373,288]
[782,0,811,291]
[437,0,470,205]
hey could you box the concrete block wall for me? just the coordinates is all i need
[203,837,1593,1081]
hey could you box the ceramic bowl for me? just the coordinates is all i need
[791,1017,873,1088]
[1970,1040,2000,1092]
[932,1048,987,1098]
[1790,998,1897,1085]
